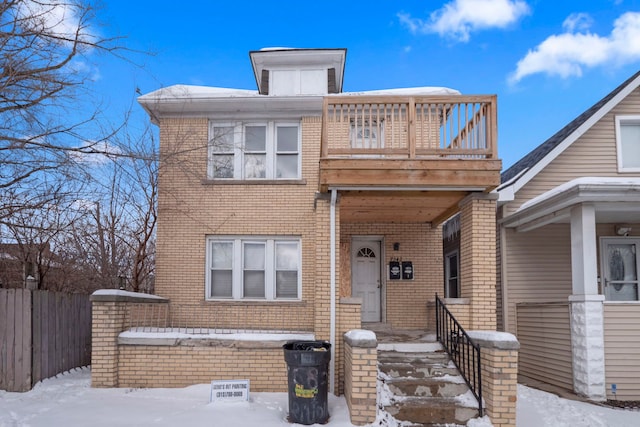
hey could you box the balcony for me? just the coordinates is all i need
[319,95,502,224]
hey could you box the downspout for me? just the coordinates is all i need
[329,188,337,394]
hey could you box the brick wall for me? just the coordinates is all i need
[118,343,288,391]
[154,117,322,331]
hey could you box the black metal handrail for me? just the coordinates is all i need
[435,295,483,416]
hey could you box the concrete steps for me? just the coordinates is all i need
[378,341,480,427]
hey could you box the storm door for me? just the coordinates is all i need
[602,238,640,301]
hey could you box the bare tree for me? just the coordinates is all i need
[0,0,125,224]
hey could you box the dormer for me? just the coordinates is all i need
[250,48,346,96]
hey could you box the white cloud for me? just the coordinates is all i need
[562,13,593,32]
[509,12,640,84]
[398,0,530,42]
[17,0,95,45]
[70,141,122,165]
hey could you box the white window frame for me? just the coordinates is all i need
[615,115,640,172]
[600,237,640,302]
[205,236,302,301]
[444,249,460,298]
[208,121,301,180]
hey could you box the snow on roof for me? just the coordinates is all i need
[139,85,259,101]
[139,84,460,101]
[340,86,461,96]
[518,177,640,212]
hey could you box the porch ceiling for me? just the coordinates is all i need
[338,190,468,224]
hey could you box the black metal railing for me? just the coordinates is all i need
[435,295,483,416]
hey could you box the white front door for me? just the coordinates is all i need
[352,240,381,322]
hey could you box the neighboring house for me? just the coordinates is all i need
[496,70,640,401]
[94,48,502,398]
[0,243,52,289]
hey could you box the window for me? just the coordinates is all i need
[350,118,384,149]
[445,250,460,298]
[206,237,300,300]
[208,122,300,180]
[615,116,640,172]
[601,238,640,301]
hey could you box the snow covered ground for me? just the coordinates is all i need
[0,368,639,426]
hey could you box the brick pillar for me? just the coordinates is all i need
[469,331,519,427]
[336,298,362,395]
[344,330,377,426]
[90,290,169,388]
[460,193,498,330]
[90,300,127,387]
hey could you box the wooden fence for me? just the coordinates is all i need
[0,289,91,392]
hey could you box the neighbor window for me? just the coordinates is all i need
[206,237,301,300]
[615,116,640,172]
[208,121,300,179]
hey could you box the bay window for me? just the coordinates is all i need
[206,237,301,300]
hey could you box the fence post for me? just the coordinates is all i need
[468,331,519,427]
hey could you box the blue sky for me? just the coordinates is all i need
[88,0,640,169]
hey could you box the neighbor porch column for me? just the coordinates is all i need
[569,203,606,400]
[459,193,498,330]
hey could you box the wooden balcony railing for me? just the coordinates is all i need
[321,95,497,159]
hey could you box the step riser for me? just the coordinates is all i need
[380,365,460,378]
[387,382,469,398]
[384,403,478,425]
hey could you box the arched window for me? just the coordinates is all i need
[357,247,376,258]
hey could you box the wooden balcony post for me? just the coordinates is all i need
[489,95,498,159]
[408,97,416,159]
[321,97,329,159]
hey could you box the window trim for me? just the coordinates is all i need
[615,115,640,172]
[205,236,302,301]
[208,121,301,180]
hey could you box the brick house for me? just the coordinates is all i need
[90,48,506,423]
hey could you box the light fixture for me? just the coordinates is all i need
[615,224,632,236]
[393,242,400,251]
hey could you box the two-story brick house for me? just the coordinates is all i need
[91,48,502,405]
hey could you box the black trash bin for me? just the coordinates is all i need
[283,340,331,425]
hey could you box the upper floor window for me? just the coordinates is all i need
[208,121,300,180]
[206,236,301,301]
[615,116,640,172]
[350,118,384,149]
